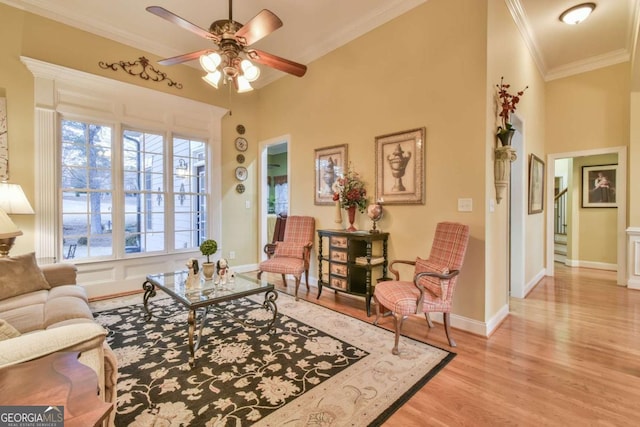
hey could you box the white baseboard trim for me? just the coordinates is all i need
[627,277,640,290]
[523,268,546,297]
[565,259,617,271]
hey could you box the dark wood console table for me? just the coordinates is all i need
[317,229,389,316]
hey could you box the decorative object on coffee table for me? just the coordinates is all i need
[199,239,217,280]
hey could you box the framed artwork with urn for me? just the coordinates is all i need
[375,127,425,205]
[314,144,347,205]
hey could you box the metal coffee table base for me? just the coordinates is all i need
[142,279,278,367]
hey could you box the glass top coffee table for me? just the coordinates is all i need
[142,271,278,367]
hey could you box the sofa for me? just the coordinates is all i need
[0,252,117,426]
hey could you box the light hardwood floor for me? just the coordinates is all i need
[254,265,640,426]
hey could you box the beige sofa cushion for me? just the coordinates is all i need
[0,253,50,300]
[0,318,21,341]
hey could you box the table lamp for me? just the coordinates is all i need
[0,183,35,257]
[0,208,22,257]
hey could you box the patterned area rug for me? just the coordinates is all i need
[93,291,454,426]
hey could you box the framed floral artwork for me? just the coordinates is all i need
[314,144,347,205]
[582,164,617,208]
[375,127,425,205]
[528,154,545,214]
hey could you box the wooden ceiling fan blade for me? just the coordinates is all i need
[246,49,307,77]
[158,49,212,66]
[146,6,219,42]
[235,9,283,46]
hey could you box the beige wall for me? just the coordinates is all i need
[255,0,489,322]
[546,63,630,155]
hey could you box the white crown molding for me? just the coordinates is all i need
[545,48,631,81]
[505,0,548,77]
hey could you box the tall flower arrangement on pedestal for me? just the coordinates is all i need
[496,76,528,146]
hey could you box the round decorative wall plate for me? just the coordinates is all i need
[235,137,248,152]
[236,154,245,164]
[235,166,248,181]
[236,124,246,135]
[236,183,245,193]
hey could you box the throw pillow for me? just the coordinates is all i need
[414,257,450,297]
[274,242,306,259]
[0,252,51,300]
[0,318,21,341]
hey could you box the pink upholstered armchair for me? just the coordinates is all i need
[258,216,315,300]
[373,222,470,354]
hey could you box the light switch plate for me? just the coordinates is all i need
[458,198,473,212]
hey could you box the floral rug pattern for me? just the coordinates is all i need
[93,291,454,426]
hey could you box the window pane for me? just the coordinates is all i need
[61,119,113,260]
[122,129,165,254]
[173,138,207,250]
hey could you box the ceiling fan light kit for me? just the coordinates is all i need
[559,3,596,25]
[147,0,306,94]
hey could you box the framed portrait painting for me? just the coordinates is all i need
[375,127,425,205]
[314,144,347,205]
[582,164,617,208]
[528,154,545,214]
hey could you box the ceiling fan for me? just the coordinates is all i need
[146,0,307,92]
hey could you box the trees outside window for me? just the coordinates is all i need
[61,119,208,260]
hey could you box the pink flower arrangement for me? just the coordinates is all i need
[332,167,368,213]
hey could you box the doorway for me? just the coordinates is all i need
[258,136,290,262]
[546,146,627,285]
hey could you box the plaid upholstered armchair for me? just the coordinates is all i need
[258,216,315,300]
[373,222,470,355]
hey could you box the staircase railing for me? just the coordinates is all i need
[554,188,568,235]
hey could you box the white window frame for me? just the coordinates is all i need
[22,56,226,298]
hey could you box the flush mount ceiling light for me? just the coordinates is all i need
[559,3,596,25]
[147,0,306,93]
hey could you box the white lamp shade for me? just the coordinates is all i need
[241,60,260,82]
[236,75,254,93]
[0,183,35,214]
[0,208,22,238]
[202,71,222,89]
[199,52,222,73]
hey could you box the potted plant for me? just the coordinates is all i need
[199,239,218,280]
[496,76,528,146]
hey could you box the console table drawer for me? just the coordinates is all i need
[330,263,348,276]
[330,250,347,262]
[330,236,348,248]
[330,276,347,290]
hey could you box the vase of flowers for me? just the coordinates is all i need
[496,76,528,146]
[199,239,218,280]
[333,167,368,232]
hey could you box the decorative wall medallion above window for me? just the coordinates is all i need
[99,56,183,89]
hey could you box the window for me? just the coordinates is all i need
[61,120,113,259]
[61,120,209,260]
[23,56,225,270]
